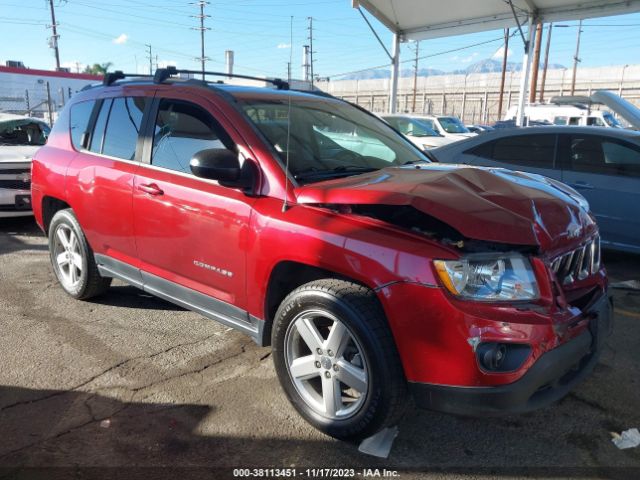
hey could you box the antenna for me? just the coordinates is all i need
[282,15,294,213]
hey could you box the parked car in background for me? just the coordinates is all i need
[0,113,50,217]
[431,126,640,254]
[413,114,477,140]
[466,124,494,134]
[493,119,553,129]
[381,114,460,149]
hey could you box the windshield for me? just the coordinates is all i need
[437,116,470,134]
[0,119,49,146]
[602,112,623,128]
[240,97,428,183]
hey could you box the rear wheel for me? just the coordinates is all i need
[272,279,407,440]
[48,209,111,299]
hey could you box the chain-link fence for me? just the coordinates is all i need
[317,65,640,125]
[0,83,78,126]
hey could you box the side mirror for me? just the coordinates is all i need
[190,148,255,190]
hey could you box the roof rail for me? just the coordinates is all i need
[153,66,289,90]
[103,70,153,86]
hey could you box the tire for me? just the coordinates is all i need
[48,209,111,300]
[272,279,407,440]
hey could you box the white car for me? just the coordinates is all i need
[381,115,461,150]
[0,113,50,217]
[411,115,477,141]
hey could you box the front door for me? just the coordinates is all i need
[559,133,640,252]
[133,93,257,328]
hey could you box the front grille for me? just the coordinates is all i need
[0,179,31,190]
[550,236,601,285]
[0,168,30,175]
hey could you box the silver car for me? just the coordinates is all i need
[430,126,640,254]
[0,113,50,218]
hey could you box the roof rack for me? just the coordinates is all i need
[153,66,289,90]
[103,71,153,86]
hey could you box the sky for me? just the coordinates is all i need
[1,0,640,79]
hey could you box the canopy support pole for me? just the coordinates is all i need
[515,16,535,126]
[389,32,400,113]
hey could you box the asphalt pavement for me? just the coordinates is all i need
[1,216,639,479]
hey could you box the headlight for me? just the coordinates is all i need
[433,254,539,301]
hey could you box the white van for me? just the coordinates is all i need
[504,103,623,128]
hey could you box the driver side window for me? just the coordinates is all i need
[151,99,232,174]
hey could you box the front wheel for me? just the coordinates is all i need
[272,279,407,440]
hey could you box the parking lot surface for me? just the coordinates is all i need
[1,217,639,478]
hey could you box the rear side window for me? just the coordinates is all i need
[468,134,556,169]
[569,135,640,177]
[89,99,111,154]
[69,100,95,150]
[102,97,146,161]
[87,97,146,160]
[151,99,231,174]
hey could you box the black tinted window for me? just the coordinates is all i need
[102,97,146,160]
[152,99,230,173]
[569,135,640,177]
[69,100,95,150]
[89,99,111,153]
[490,134,556,168]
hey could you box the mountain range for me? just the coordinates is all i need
[340,58,565,80]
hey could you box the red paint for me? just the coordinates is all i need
[32,82,609,391]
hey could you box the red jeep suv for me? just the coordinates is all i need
[32,68,611,440]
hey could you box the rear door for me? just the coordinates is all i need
[461,133,561,180]
[559,133,640,252]
[132,91,257,329]
[65,93,151,272]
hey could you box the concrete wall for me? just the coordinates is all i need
[316,65,640,125]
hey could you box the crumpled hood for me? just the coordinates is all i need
[295,164,596,250]
[0,145,39,163]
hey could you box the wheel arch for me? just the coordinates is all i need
[42,196,71,234]
[262,260,382,347]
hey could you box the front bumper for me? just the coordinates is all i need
[408,292,613,415]
[0,188,32,217]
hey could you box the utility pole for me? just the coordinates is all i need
[529,22,543,103]
[497,28,509,120]
[539,23,552,102]
[411,41,420,112]
[307,17,315,87]
[191,1,211,80]
[146,44,153,75]
[570,20,582,96]
[302,45,310,82]
[47,0,61,70]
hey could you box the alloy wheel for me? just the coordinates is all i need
[284,310,369,420]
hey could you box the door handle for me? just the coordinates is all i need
[137,183,164,195]
[569,182,595,190]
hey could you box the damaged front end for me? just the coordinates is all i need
[295,164,611,415]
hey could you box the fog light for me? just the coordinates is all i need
[476,342,531,372]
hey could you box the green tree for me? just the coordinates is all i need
[83,62,113,75]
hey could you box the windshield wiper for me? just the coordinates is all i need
[295,165,378,182]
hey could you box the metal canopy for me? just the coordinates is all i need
[354,0,640,120]
[356,0,640,41]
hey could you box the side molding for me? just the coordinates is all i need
[95,254,266,345]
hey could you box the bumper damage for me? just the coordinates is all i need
[409,292,613,415]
